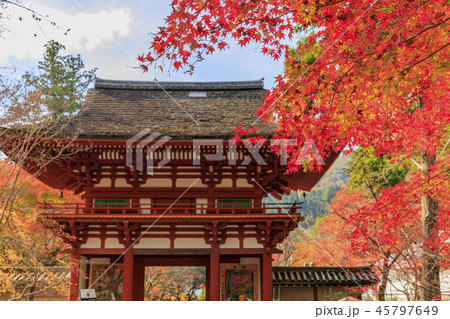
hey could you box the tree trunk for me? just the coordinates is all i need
[378,259,390,301]
[378,277,387,301]
[28,286,35,301]
[420,153,441,300]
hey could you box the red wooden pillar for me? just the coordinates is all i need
[261,250,273,301]
[122,246,134,301]
[69,249,80,301]
[209,245,220,301]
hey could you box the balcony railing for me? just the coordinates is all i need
[38,202,302,216]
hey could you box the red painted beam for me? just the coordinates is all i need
[77,248,270,257]
[78,248,125,255]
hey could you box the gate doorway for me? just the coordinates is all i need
[133,256,210,301]
[144,266,206,300]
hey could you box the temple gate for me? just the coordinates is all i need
[4,78,338,300]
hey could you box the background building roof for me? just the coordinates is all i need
[4,266,377,289]
[272,266,379,287]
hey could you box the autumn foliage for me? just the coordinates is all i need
[143,0,449,167]
[0,162,78,299]
[285,151,449,300]
[144,0,449,300]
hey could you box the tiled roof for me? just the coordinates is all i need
[3,266,378,290]
[272,266,378,286]
[58,78,275,140]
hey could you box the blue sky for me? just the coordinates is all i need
[0,0,287,88]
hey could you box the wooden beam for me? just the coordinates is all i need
[219,248,265,255]
[78,248,125,255]
[134,248,210,255]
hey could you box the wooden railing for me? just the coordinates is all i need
[38,202,302,216]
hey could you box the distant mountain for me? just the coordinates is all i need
[264,155,350,226]
[314,155,350,189]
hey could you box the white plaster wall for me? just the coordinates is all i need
[80,238,101,249]
[86,232,101,238]
[174,238,210,249]
[133,238,170,249]
[236,179,254,188]
[141,178,172,187]
[176,178,204,188]
[95,178,111,187]
[115,178,132,188]
[220,238,240,249]
[216,178,233,188]
[104,238,123,249]
[243,238,262,248]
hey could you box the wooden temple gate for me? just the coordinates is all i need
[3,78,338,300]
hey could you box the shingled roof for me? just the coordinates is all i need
[272,266,378,287]
[59,78,275,140]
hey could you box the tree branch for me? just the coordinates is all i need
[401,42,450,73]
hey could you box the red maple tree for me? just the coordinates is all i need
[143,0,449,300]
[0,162,80,300]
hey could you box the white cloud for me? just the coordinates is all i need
[0,2,133,64]
[0,0,283,88]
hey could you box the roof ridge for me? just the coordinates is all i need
[94,77,265,90]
